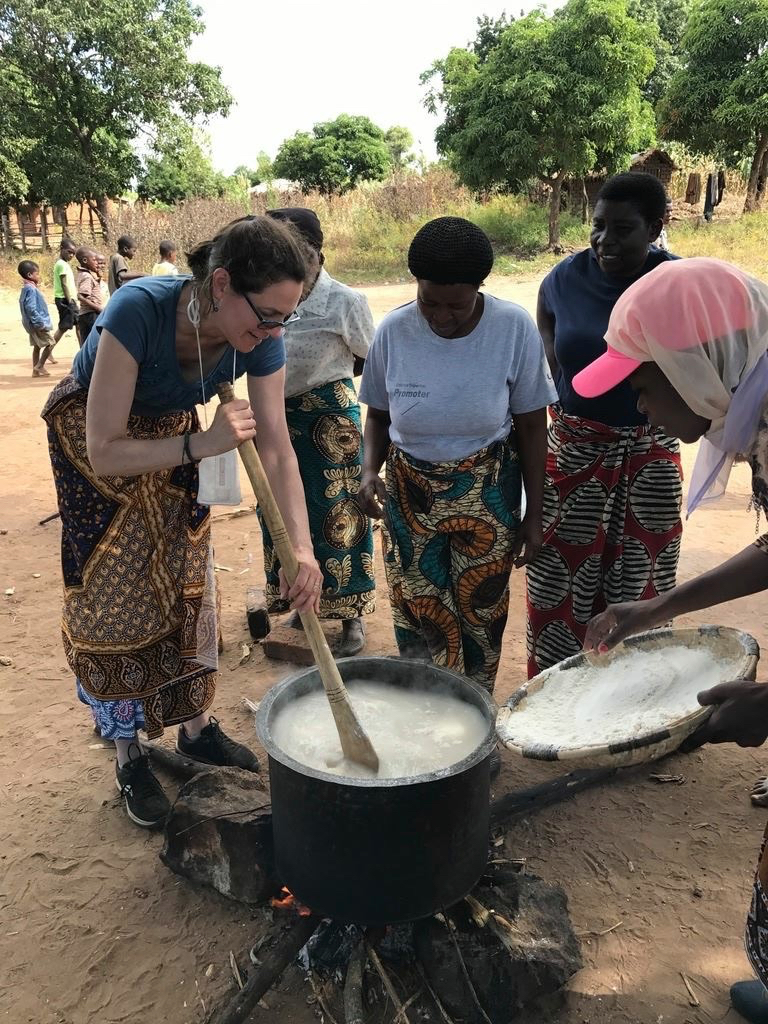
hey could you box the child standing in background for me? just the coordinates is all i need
[74,247,104,347]
[151,239,179,276]
[19,260,56,376]
[96,254,110,307]
[108,234,143,293]
[53,238,78,349]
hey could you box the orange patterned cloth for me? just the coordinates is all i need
[42,377,217,738]
[382,440,521,692]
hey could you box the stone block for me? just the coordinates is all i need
[415,871,583,1023]
[160,767,279,905]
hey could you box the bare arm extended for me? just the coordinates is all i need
[247,370,323,611]
[584,543,768,652]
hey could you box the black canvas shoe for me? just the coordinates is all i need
[115,744,171,829]
[177,717,260,773]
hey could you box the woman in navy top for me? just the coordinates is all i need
[42,216,324,829]
[525,172,683,677]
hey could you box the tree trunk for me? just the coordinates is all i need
[744,131,768,213]
[547,175,564,248]
[0,207,9,251]
[40,205,49,251]
[755,148,768,209]
[87,196,111,243]
[19,209,27,252]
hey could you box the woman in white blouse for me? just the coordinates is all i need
[263,208,375,656]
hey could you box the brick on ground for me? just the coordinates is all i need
[261,621,342,665]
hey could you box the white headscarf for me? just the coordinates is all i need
[602,258,768,515]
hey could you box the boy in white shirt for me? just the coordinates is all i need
[151,240,179,276]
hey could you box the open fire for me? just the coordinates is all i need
[158,748,591,1023]
[270,885,313,917]
[203,850,582,1024]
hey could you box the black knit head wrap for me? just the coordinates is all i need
[407,216,494,286]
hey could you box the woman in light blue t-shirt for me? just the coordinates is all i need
[359,217,557,699]
[42,216,323,830]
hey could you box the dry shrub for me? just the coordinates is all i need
[109,197,253,272]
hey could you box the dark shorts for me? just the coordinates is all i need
[55,297,78,332]
[77,311,98,346]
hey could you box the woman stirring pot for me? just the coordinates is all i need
[42,216,323,829]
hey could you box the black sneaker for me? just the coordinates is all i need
[115,744,171,829]
[176,717,260,773]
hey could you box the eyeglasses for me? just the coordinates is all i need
[241,292,301,330]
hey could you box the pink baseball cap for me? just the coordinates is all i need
[572,348,642,398]
[572,258,755,399]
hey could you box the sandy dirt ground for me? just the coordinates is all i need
[1,273,767,1024]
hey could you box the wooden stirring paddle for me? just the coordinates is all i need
[217,383,380,773]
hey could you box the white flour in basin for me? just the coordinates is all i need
[506,646,734,749]
[271,681,488,779]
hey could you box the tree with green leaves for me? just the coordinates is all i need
[232,152,275,188]
[472,11,513,62]
[627,0,691,107]
[384,125,415,168]
[422,0,656,246]
[659,0,768,213]
[273,115,392,195]
[0,0,231,235]
[137,121,223,205]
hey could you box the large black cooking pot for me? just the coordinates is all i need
[256,656,496,925]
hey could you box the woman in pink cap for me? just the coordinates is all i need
[577,257,768,1024]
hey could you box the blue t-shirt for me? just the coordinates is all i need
[73,276,286,415]
[359,294,558,462]
[540,247,679,427]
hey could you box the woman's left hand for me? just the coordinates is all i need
[279,549,324,614]
[511,512,543,568]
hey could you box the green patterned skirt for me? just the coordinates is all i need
[382,440,521,693]
[261,378,375,619]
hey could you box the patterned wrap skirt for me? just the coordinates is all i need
[261,378,375,619]
[525,406,683,678]
[42,377,218,739]
[747,825,768,989]
[382,439,522,693]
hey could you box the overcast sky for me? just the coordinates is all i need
[190,1,562,173]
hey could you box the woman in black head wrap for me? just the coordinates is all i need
[358,217,557,694]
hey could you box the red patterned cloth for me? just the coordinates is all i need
[525,406,683,678]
